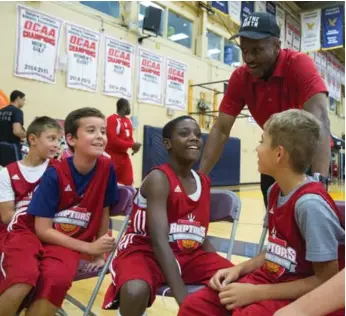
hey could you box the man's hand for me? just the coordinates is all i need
[209,267,241,292]
[219,283,259,310]
[81,255,106,273]
[131,142,142,155]
[87,234,115,256]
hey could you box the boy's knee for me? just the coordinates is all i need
[120,280,150,303]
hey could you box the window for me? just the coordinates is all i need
[80,1,120,18]
[224,40,240,66]
[138,1,165,35]
[207,31,222,61]
[167,11,192,49]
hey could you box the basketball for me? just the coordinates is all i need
[182,239,196,249]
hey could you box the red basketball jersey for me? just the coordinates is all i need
[52,156,112,242]
[6,160,53,232]
[260,181,344,282]
[117,163,211,254]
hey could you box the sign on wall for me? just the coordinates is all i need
[165,58,188,111]
[286,16,301,51]
[276,5,286,48]
[300,9,321,52]
[137,49,163,105]
[103,36,134,99]
[241,1,254,23]
[254,1,266,13]
[228,1,242,25]
[322,6,344,50]
[211,1,228,14]
[15,5,62,84]
[66,23,101,92]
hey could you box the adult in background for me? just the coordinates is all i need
[199,12,330,207]
[106,98,142,186]
[0,90,26,166]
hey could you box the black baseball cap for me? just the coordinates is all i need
[230,12,280,40]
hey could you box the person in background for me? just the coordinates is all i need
[199,12,330,208]
[0,90,26,166]
[106,98,141,186]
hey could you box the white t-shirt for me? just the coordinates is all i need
[0,160,49,202]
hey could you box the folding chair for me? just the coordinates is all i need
[57,185,136,316]
[156,189,241,297]
[335,200,345,225]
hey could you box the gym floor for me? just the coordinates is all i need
[61,182,345,315]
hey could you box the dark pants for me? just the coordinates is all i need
[0,142,21,167]
[260,174,275,208]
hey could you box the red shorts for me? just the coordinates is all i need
[110,153,133,186]
[0,230,80,308]
[103,248,233,309]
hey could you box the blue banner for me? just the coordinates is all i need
[211,1,228,14]
[322,5,344,49]
[266,1,276,16]
[241,1,254,23]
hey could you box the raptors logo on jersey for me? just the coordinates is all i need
[264,227,297,278]
[168,213,207,253]
[53,205,91,237]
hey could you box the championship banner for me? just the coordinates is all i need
[322,6,344,50]
[286,16,301,51]
[137,49,163,105]
[228,1,242,25]
[254,1,266,13]
[241,1,254,23]
[15,5,62,84]
[276,5,286,48]
[103,36,134,99]
[301,9,321,52]
[66,23,101,92]
[165,58,187,111]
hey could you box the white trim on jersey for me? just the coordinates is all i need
[0,253,6,279]
[7,206,28,232]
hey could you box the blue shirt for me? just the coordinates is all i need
[27,157,118,218]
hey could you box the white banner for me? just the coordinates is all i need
[228,1,241,25]
[165,59,188,110]
[286,16,301,51]
[137,49,163,105]
[301,9,321,52]
[66,23,101,92]
[15,5,62,84]
[103,36,134,99]
[276,5,286,48]
[255,1,266,13]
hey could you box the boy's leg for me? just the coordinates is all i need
[26,244,80,316]
[0,231,41,315]
[103,250,165,316]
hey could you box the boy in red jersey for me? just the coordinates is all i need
[103,116,233,316]
[178,109,345,316]
[0,108,118,316]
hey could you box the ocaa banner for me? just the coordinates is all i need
[322,6,344,50]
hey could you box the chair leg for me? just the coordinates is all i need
[257,227,268,254]
[55,308,68,316]
[83,215,131,316]
[226,219,239,261]
[64,294,97,316]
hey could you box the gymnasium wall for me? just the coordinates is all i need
[0,1,344,187]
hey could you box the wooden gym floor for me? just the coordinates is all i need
[62,182,345,316]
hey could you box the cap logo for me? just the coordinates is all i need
[242,16,259,28]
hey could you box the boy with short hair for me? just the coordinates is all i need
[178,109,345,316]
[103,116,233,316]
[0,108,118,316]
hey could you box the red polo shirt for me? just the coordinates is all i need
[220,49,328,128]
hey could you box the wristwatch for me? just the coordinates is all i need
[312,173,329,190]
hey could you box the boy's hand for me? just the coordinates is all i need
[219,283,259,310]
[209,267,241,292]
[88,234,115,256]
[82,256,105,273]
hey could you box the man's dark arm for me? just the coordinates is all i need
[304,93,330,178]
[143,170,188,305]
[199,112,236,174]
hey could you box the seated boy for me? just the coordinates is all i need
[103,116,234,316]
[0,116,61,248]
[0,107,118,316]
[178,109,345,316]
